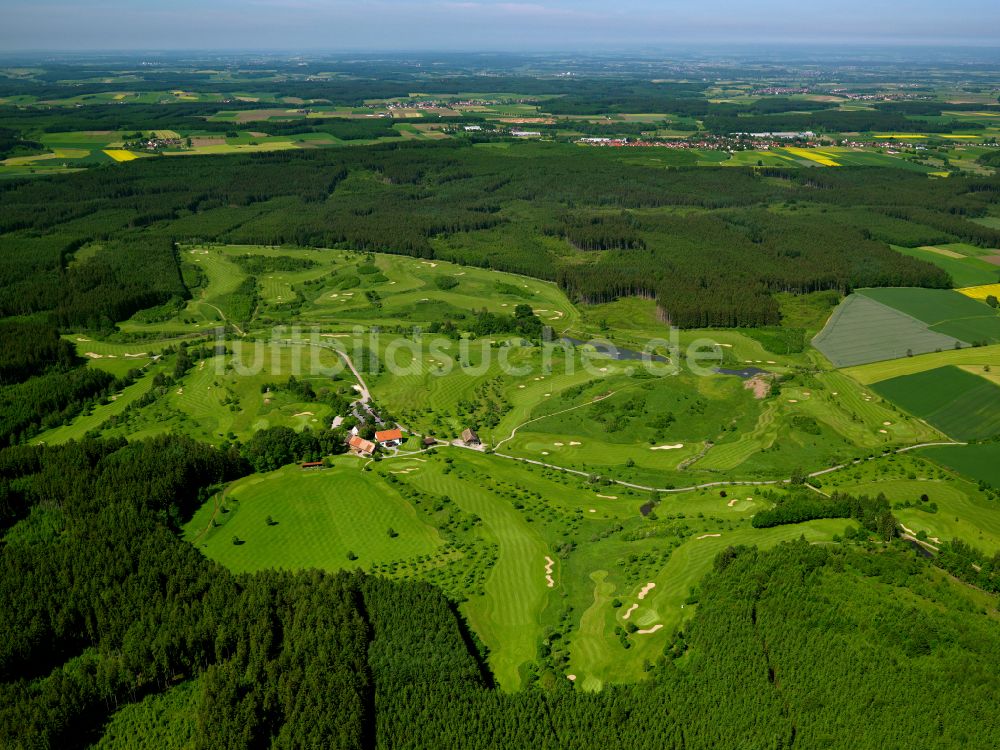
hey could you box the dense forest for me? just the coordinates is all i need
[2,141,988,328]
[1,433,998,748]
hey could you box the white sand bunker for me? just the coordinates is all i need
[883,421,892,426]
[718,343,732,348]
[567,674,577,681]
[879,429,888,434]
[697,533,722,540]
[554,442,565,446]
[622,603,639,620]
[569,441,582,446]
[75,337,91,342]
[597,494,617,500]
[727,497,739,507]
[544,393,551,397]
[588,509,597,513]
[650,444,683,451]
[518,385,526,389]
[788,399,798,403]
[292,411,314,417]
[636,624,663,635]
[637,582,656,600]
[84,352,103,359]
[544,556,556,588]
[541,451,550,456]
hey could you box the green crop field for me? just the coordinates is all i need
[893,245,1000,288]
[858,287,1000,343]
[842,343,1000,384]
[872,365,1000,440]
[920,442,1000,489]
[812,293,964,367]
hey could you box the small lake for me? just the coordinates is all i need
[715,366,769,379]
[561,337,668,363]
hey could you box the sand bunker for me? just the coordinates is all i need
[697,533,722,540]
[788,399,798,403]
[588,509,597,513]
[596,494,617,500]
[292,411,315,417]
[84,352,103,359]
[567,674,577,681]
[554,442,565,446]
[569,441,582,446]
[544,556,556,588]
[650,444,683,451]
[637,582,656,600]
[636,624,663,635]
[883,421,892,426]
[541,451,550,455]
[75,337,91,342]
[622,603,639,620]
[879,429,888,434]
[727,497,739,507]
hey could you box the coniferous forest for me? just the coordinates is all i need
[2,143,987,329]
[1,435,999,749]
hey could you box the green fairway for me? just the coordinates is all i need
[184,460,444,571]
[872,365,1000,440]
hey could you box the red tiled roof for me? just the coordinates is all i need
[349,435,376,453]
[375,428,403,443]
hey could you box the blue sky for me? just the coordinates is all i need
[3,0,1000,50]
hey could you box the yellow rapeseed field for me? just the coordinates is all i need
[783,147,840,166]
[957,283,1000,301]
[102,149,138,162]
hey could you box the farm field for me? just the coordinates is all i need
[920,442,1000,489]
[841,342,1000,384]
[893,245,1000,288]
[857,287,1000,343]
[811,293,964,367]
[871,365,1000,441]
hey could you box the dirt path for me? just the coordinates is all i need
[471,433,968,497]
[492,391,616,453]
[203,301,245,337]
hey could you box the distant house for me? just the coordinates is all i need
[300,461,324,470]
[375,428,403,447]
[461,428,480,446]
[422,436,437,447]
[348,435,376,457]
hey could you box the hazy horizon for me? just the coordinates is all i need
[3,0,1000,52]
